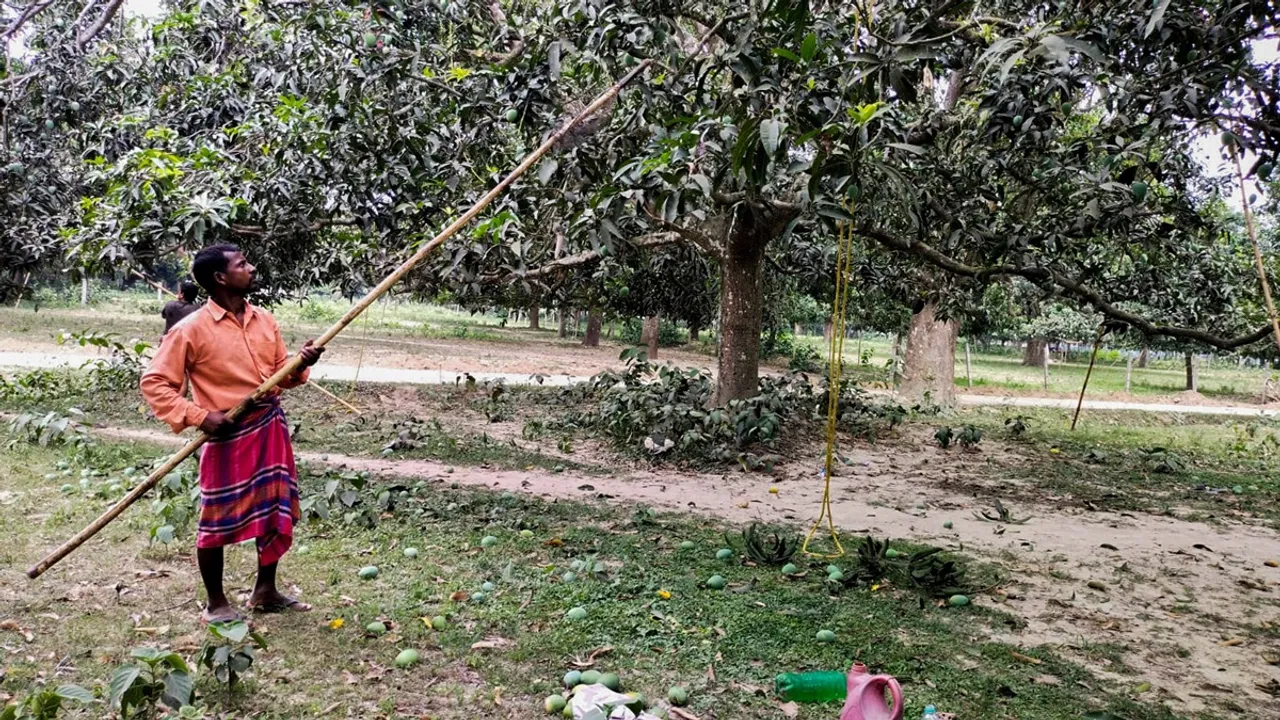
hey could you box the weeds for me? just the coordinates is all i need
[200,620,267,697]
[109,647,193,719]
[0,685,94,720]
[561,349,904,468]
[724,523,798,566]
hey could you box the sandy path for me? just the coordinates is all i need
[79,423,1280,716]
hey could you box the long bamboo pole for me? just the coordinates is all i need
[27,60,653,579]
[308,380,361,415]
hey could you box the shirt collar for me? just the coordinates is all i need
[206,299,255,323]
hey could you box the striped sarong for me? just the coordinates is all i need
[197,397,300,567]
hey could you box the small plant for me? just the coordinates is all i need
[725,523,798,566]
[632,505,659,527]
[58,330,151,393]
[906,547,969,598]
[934,426,954,449]
[1138,446,1183,474]
[972,498,1031,524]
[1004,416,1029,437]
[851,535,892,581]
[480,381,511,423]
[300,468,376,527]
[149,467,199,546]
[0,685,94,720]
[199,620,267,696]
[6,409,89,448]
[958,425,982,449]
[109,647,193,719]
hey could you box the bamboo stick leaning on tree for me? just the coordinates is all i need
[27,59,654,579]
[1232,145,1280,354]
[1070,324,1107,431]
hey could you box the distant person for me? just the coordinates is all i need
[141,244,324,623]
[161,282,202,335]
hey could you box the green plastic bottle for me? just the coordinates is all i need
[774,671,847,703]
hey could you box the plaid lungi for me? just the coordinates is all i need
[197,397,300,566]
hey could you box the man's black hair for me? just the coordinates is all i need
[191,244,241,293]
[179,282,199,302]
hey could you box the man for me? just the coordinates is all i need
[141,244,324,623]
[161,282,202,335]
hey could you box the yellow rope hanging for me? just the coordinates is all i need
[802,207,857,559]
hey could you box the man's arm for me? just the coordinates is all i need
[140,328,209,434]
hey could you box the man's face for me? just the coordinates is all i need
[216,251,258,293]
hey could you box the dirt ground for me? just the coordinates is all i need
[85,418,1280,718]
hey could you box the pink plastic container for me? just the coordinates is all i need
[838,663,904,720]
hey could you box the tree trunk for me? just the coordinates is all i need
[1022,338,1047,366]
[689,325,700,342]
[1138,345,1149,368]
[900,301,960,405]
[711,215,771,406]
[1185,351,1198,391]
[80,276,89,306]
[641,314,660,359]
[557,306,569,338]
[582,310,602,347]
[823,320,833,342]
[528,301,540,330]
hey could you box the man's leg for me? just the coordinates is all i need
[196,546,238,621]
[248,557,311,611]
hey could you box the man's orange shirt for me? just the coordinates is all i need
[141,300,310,433]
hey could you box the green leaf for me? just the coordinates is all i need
[771,48,801,63]
[161,670,193,709]
[129,647,161,662]
[212,620,250,643]
[154,525,175,544]
[760,118,783,156]
[1144,0,1171,39]
[537,158,558,185]
[54,684,96,703]
[158,652,191,673]
[800,33,818,62]
[109,664,143,707]
[886,143,926,156]
[229,651,254,673]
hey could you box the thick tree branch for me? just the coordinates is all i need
[76,0,124,50]
[642,206,722,259]
[856,225,1274,351]
[230,218,359,237]
[478,233,681,284]
[1,0,55,42]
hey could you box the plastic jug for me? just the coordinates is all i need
[838,663,904,720]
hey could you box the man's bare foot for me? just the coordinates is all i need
[201,604,244,624]
[246,588,312,613]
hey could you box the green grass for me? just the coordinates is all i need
[0,437,1193,719]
